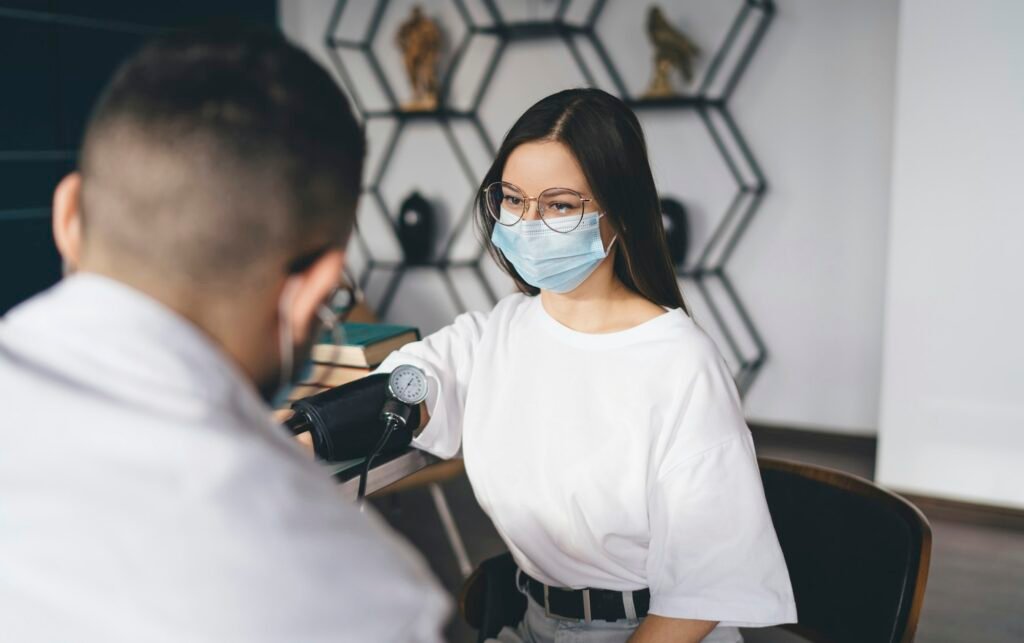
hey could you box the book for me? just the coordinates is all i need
[310,322,419,368]
[300,363,370,388]
[286,383,330,403]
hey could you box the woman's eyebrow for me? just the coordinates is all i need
[499,179,588,195]
[541,186,589,196]
[508,185,582,194]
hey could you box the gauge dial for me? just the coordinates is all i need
[387,364,428,405]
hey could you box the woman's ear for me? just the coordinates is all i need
[52,173,83,274]
[287,248,346,346]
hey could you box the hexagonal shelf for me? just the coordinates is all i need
[323,0,774,396]
[325,0,500,319]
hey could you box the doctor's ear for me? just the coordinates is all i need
[284,247,346,346]
[53,173,83,274]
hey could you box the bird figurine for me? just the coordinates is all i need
[397,191,435,264]
[397,6,442,111]
[644,6,701,98]
[659,197,690,267]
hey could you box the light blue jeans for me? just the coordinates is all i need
[489,593,743,643]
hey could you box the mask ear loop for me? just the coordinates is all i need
[315,304,346,364]
[277,278,301,397]
[595,213,618,254]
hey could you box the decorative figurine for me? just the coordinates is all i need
[396,6,442,111]
[644,6,701,98]
[397,191,435,264]
[659,197,690,267]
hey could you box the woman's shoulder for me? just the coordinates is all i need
[664,312,721,355]
[495,290,533,310]
[644,310,735,383]
[479,291,535,323]
[642,307,720,354]
[444,291,532,336]
[648,314,748,463]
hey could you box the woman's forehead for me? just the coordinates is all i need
[502,140,589,194]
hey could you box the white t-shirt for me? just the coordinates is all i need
[376,293,796,629]
[0,275,449,642]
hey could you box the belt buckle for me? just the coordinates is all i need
[542,585,559,620]
[542,585,592,623]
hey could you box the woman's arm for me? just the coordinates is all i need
[629,615,717,642]
[415,401,430,435]
[372,309,488,458]
[641,343,797,631]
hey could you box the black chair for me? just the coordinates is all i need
[759,457,931,643]
[460,552,526,642]
[461,458,932,643]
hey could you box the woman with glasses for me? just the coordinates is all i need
[375,88,795,643]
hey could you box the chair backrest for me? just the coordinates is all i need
[759,457,931,643]
[459,552,525,643]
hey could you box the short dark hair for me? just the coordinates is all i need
[79,24,364,290]
[476,88,688,312]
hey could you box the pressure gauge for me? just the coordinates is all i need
[387,364,428,406]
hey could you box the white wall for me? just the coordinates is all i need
[279,0,899,435]
[729,0,897,434]
[877,0,1024,508]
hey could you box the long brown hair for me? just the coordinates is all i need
[476,88,688,313]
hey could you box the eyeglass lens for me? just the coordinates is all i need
[485,182,585,232]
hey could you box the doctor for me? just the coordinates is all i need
[0,27,448,642]
[376,89,797,642]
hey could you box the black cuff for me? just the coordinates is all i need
[290,373,416,461]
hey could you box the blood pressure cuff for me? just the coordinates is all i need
[472,552,527,642]
[290,373,418,461]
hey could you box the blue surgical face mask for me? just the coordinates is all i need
[491,208,617,294]
[269,283,346,409]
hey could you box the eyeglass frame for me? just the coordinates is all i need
[314,278,361,345]
[325,280,360,321]
[482,181,596,233]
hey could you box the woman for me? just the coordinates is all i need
[375,88,796,642]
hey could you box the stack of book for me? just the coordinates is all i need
[283,322,420,405]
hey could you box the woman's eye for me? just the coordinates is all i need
[503,195,523,206]
[551,202,572,213]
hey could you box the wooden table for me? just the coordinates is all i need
[277,408,439,501]
[326,448,471,576]
[326,448,438,502]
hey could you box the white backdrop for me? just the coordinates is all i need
[280,0,899,435]
[877,0,1024,509]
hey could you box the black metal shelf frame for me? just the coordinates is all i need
[324,0,774,395]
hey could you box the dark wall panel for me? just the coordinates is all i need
[0,217,62,312]
[52,25,148,150]
[0,16,59,151]
[0,0,275,314]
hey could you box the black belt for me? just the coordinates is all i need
[518,568,651,622]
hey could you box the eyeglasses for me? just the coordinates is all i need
[483,181,594,233]
[315,279,361,347]
[326,280,360,320]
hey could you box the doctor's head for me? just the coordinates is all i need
[50,25,364,400]
[477,88,686,312]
